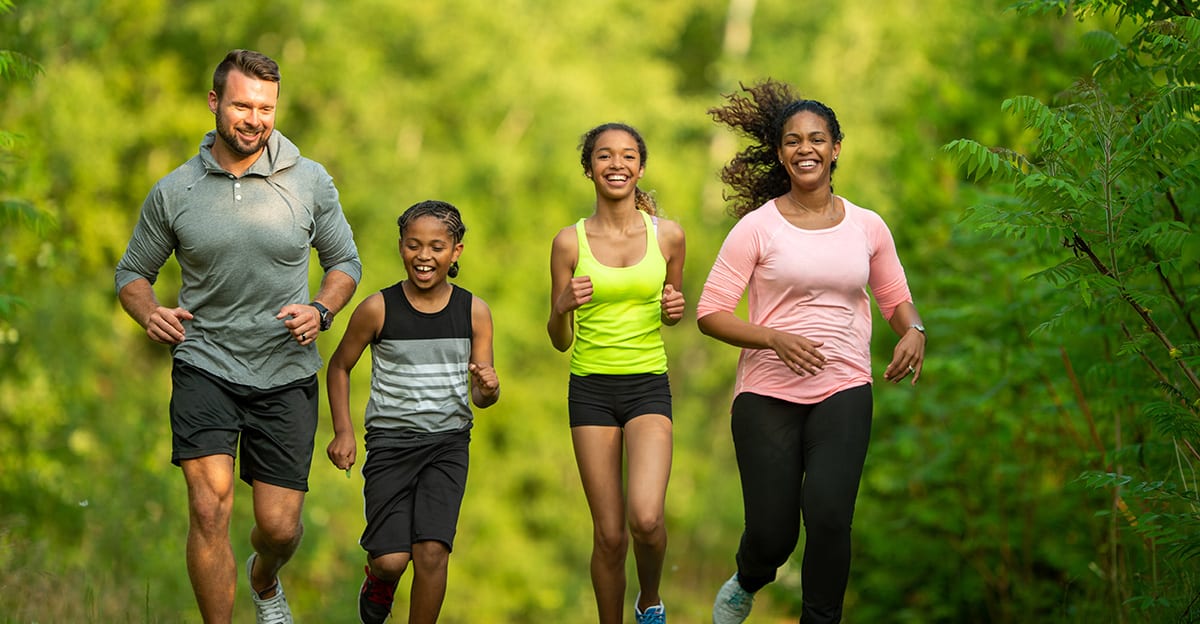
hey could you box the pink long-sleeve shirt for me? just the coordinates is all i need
[696,197,913,404]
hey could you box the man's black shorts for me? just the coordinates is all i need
[169,360,318,491]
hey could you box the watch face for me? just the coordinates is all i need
[312,302,331,330]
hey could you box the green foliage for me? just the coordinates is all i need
[0,51,40,84]
[0,2,52,323]
[1081,469,1200,561]
[6,0,1196,622]
[945,1,1200,620]
[0,9,54,516]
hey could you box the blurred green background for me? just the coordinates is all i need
[3,0,1198,622]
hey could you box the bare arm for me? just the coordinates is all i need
[324,292,381,471]
[658,219,686,326]
[547,227,589,352]
[313,268,358,316]
[468,296,500,409]
[118,277,193,345]
[882,300,926,385]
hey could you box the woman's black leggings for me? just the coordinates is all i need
[730,385,872,624]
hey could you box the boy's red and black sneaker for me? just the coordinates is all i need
[358,565,398,624]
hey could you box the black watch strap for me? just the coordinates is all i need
[311,301,332,331]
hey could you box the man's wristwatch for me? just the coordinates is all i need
[311,301,332,331]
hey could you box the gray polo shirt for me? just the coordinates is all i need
[115,130,361,389]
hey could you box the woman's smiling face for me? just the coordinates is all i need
[778,110,841,189]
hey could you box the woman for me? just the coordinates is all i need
[547,122,686,624]
[698,81,926,624]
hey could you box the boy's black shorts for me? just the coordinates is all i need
[360,430,471,558]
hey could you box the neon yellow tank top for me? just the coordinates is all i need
[570,210,668,375]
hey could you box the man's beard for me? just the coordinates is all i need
[216,112,270,157]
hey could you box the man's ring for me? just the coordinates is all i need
[301,333,307,341]
[908,365,915,374]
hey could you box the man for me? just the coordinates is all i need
[115,49,361,624]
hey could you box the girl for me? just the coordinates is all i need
[547,123,686,624]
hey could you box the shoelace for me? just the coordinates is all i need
[256,590,291,624]
[719,587,754,615]
[364,575,397,605]
[637,604,666,624]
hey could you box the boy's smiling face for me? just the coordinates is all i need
[400,215,463,289]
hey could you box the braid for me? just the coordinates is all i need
[397,200,467,278]
[634,187,658,216]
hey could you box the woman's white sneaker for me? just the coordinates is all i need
[712,573,754,624]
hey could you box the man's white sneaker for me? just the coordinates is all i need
[247,553,294,624]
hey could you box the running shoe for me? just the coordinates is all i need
[635,593,666,624]
[712,573,754,624]
[358,564,398,624]
[246,553,293,624]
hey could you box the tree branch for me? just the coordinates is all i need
[1070,232,1200,395]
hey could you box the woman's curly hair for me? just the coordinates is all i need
[708,80,843,220]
